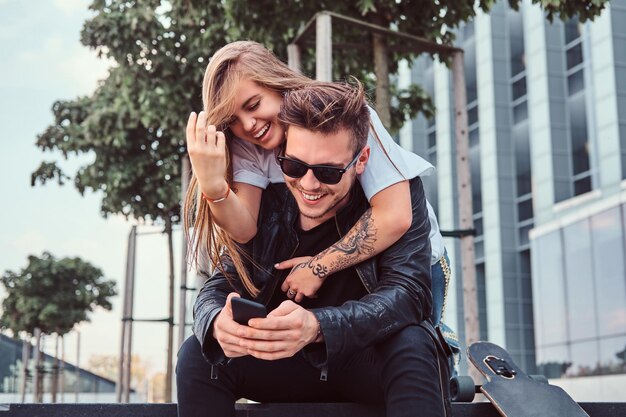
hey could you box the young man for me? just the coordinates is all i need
[177,82,451,417]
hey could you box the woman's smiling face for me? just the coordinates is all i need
[226,79,285,150]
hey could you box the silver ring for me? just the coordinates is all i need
[287,289,296,298]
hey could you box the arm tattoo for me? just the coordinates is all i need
[332,209,377,256]
[295,209,378,279]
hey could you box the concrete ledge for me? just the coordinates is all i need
[1,402,625,416]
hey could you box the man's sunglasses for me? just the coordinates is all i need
[276,149,363,185]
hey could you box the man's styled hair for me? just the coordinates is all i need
[278,80,370,153]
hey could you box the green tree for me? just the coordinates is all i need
[225,0,608,130]
[0,252,117,401]
[31,1,232,401]
[0,252,116,335]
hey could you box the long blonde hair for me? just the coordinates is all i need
[183,41,313,296]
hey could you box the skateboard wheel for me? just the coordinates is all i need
[529,374,549,384]
[450,376,475,402]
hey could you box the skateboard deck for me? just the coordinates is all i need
[467,342,589,417]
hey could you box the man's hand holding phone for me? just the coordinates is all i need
[240,300,321,361]
[231,297,267,325]
[214,293,320,361]
[212,293,255,358]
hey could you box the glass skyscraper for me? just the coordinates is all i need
[402,0,626,397]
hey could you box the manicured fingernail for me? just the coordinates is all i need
[274,263,279,268]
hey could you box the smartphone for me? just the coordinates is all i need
[231,297,267,325]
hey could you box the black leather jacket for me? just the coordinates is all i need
[193,176,433,367]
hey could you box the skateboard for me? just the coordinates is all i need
[451,341,589,417]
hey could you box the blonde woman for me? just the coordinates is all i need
[184,41,449,326]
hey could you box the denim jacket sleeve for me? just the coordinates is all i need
[308,177,432,365]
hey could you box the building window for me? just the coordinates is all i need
[569,94,590,174]
[563,220,597,343]
[463,23,478,104]
[532,230,568,346]
[566,43,583,69]
[508,8,526,77]
[568,340,601,377]
[423,64,438,217]
[532,203,626,378]
[564,17,592,196]
[513,123,532,196]
[565,16,583,44]
[592,207,626,338]
[599,336,626,375]
[509,9,533,251]
[621,123,626,180]
[512,77,527,101]
[470,144,482,215]
[476,262,489,340]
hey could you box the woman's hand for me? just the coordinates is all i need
[276,256,325,303]
[186,111,229,199]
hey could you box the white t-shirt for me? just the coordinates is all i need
[230,107,445,264]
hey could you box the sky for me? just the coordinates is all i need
[0,0,188,379]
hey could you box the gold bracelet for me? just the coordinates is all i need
[201,186,231,203]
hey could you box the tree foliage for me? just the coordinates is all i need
[0,252,117,336]
[32,0,231,223]
[225,0,608,130]
[525,0,607,22]
[32,0,608,220]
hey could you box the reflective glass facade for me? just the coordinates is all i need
[406,0,626,377]
[531,204,626,378]
[564,16,594,197]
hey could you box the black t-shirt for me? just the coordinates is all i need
[267,217,367,312]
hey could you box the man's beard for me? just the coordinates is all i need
[287,170,357,224]
[299,188,352,220]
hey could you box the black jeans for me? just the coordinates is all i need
[176,324,450,417]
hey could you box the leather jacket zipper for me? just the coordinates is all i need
[264,238,300,306]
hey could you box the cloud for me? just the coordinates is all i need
[58,45,113,93]
[11,231,49,256]
[52,0,87,16]
[607,308,626,333]
[41,33,113,93]
[1,0,113,95]
[17,35,63,62]
[11,34,113,95]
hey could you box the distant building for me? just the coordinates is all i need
[0,333,127,403]
[401,0,626,401]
